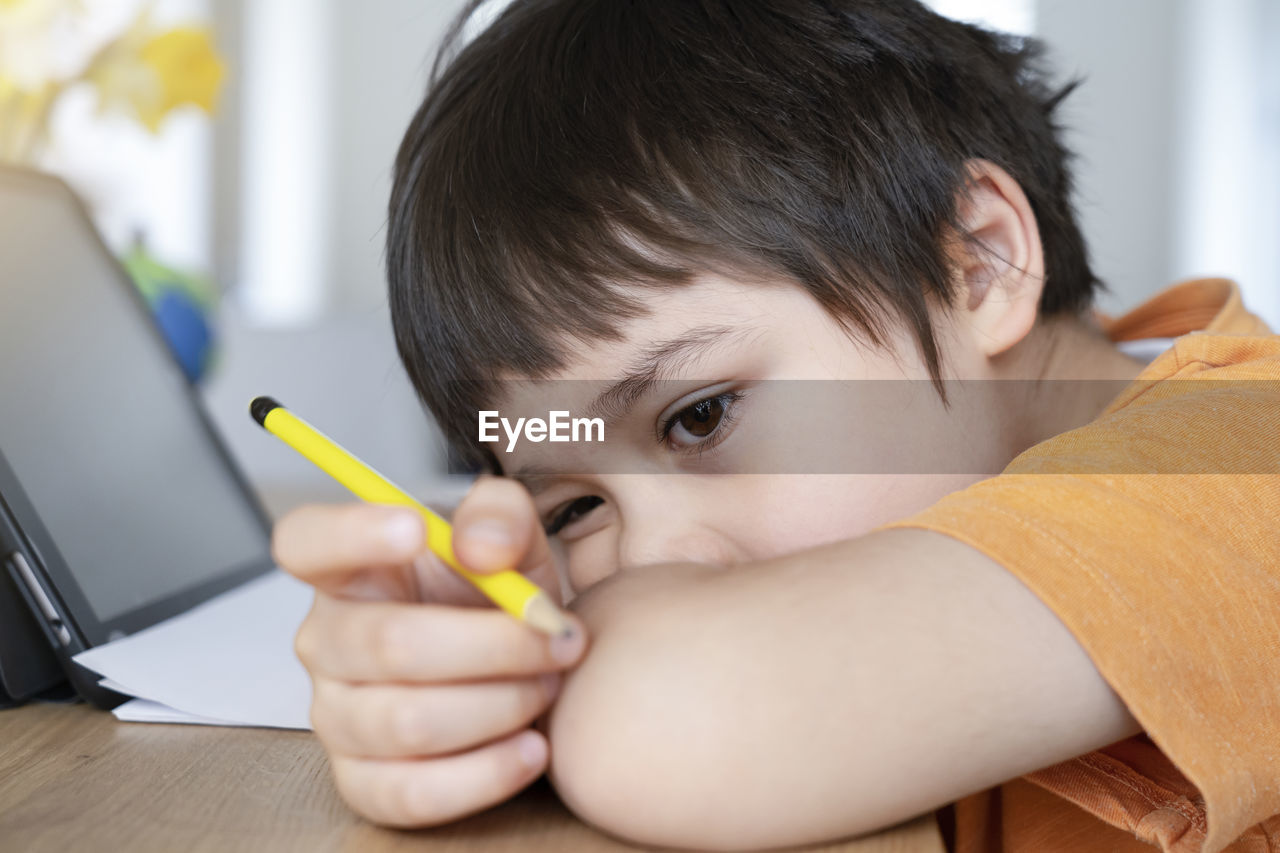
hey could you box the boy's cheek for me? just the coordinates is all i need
[746,474,985,548]
[557,473,981,598]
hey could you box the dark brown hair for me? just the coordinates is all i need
[387,0,1098,466]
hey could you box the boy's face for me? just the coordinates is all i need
[493,274,1013,595]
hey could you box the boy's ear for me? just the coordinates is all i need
[949,159,1046,358]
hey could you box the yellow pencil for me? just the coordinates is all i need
[249,396,572,637]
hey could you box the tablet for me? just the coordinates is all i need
[0,167,275,708]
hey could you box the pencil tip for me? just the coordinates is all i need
[523,593,574,639]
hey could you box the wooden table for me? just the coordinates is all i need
[0,703,944,852]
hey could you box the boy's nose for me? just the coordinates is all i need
[612,485,748,571]
[588,474,758,575]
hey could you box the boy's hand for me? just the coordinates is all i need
[272,477,587,827]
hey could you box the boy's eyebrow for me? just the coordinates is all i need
[582,325,751,424]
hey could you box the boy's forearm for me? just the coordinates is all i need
[544,530,1140,850]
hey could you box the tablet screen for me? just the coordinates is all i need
[0,173,270,624]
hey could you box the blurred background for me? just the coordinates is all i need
[1,0,1277,505]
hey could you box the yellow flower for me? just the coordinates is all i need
[85,12,224,134]
[137,28,224,129]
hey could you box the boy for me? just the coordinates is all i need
[272,1,1280,850]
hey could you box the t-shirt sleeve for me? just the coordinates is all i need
[884,337,1280,853]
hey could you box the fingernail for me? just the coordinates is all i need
[517,731,547,769]
[460,518,514,547]
[384,512,422,551]
[549,626,584,665]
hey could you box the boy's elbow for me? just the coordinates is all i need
[545,682,678,847]
[544,571,754,850]
[540,565,940,849]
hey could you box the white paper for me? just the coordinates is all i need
[73,570,314,729]
[111,697,258,727]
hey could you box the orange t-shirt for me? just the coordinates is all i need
[890,278,1280,853]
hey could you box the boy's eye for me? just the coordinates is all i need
[677,397,724,437]
[545,495,604,536]
[661,390,743,450]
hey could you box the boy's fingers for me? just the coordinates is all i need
[296,594,587,682]
[272,503,423,589]
[310,675,560,760]
[329,729,548,828]
[451,477,551,575]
